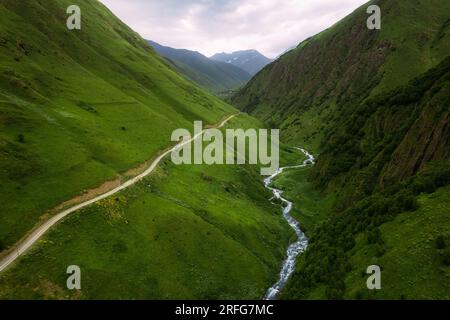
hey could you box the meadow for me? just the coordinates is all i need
[0,115,308,299]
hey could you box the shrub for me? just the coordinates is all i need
[325,286,343,300]
[442,248,450,267]
[367,228,383,245]
[200,172,213,182]
[436,235,446,250]
[374,243,386,257]
[17,133,25,143]
[394,189,419,212]
[354,290,365,300]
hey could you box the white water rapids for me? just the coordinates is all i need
[264,148,316,300]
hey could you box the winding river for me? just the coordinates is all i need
[264,148,316,300]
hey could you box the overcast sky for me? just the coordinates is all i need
[99,0,369,58]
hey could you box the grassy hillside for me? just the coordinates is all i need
[148,40,252,94]
[282,164,450,299]
[269,166,335,236]
[0,0,235,251]
[232,0,450,149]
[280,56,449,300]
[232,0,450,299]
[0,115,303,299]
[312,57,450,208]
[345,185,450,300]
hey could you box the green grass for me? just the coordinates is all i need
[270,167,335,236]
[0,0,235,249]
[0,115,300,300]
[373,0,450,96]
[222,113,309,168]
[345,186,450,300]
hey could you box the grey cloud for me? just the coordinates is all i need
[99,0,369,58]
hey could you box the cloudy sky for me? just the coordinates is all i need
[99,0,369,58]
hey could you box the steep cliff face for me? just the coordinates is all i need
[232,0,450,202]
[232,0,450,147]
[312,57,450,207]
[380,81,450,185]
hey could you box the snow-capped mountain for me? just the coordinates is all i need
[210,50,273,76]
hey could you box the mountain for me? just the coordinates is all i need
[211,50,273,76]
[148,40,252,93]
[233,0,450,299]
[275,45,297,59]
[233,0,450,149]
[0,0,296,300]
[0,0,235,251]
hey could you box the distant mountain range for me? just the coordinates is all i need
[210,50,273,76]
[148,40,252,94]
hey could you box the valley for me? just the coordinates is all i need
[0,0,449,302]
[0,114,306,299]
[147,40,252,94]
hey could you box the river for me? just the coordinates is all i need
[264,148,315,300]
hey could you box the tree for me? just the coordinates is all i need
[17,133,25,143]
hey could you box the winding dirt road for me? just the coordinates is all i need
[0,114,237,273]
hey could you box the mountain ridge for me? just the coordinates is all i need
[232,0,450,299]
[211,50,273,76]
[148,40,252,93]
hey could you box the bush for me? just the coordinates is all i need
[442,248,450,267]
[436,235,446,250]
[367,228,383,245]
[374,243,386,257]
[394,189,418,212]
[17,133,25,143]
[325,286,343,300]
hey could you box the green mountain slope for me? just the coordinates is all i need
[345,185,450,300]
[232,0,450,299]
[311,57,450,206]
[282,61,450,299]
[0,0,235,251]
[148,40,252,94]
[232,0,450,149]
